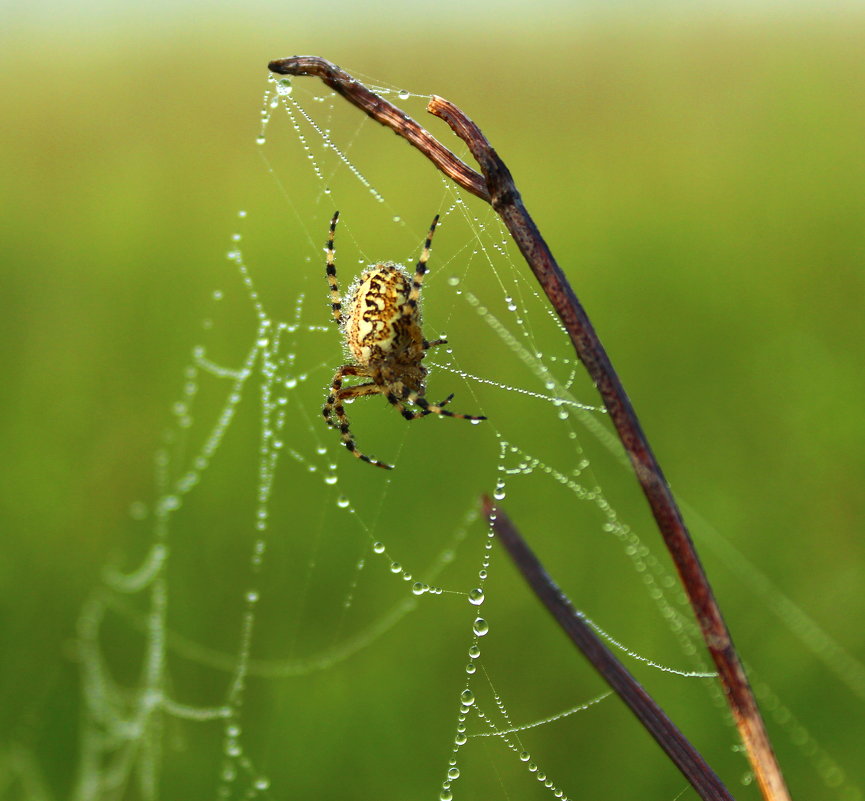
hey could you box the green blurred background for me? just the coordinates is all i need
[2,1,865,799]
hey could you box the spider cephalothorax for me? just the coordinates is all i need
[321,211,485,469]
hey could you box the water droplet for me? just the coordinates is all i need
[411,582,429,596]
[447,276,460,286]
[468,645,481,659]
[159,495,181,513]
[519,751,530,762]
[398,89,410,100]
[226,723,241,738]
[284,376,298,389]
[472,617,489,636]
[372,541,385,554]
[253,776,271,790]
[439,790,453,801]
[256,136,266,145]
[470,418,482,425]
[336,495,350,509]
[323,474,338,486]
[246,589,260,603]
[389,562,402,574]
[468,588,485,606]
[465,663,476,674]
[392,215,401,223]
[455,732,467,745]
[460,689,475,706]
[276,79,293,95]
[129,501,148,520]
[447,767,460,780]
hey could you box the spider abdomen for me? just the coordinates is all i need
[343,262,423,365]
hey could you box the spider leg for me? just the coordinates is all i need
[402,214,439,315]
[339,383,382,399]
[385,390,455,421]
[402,387,486,422]
[322,364,367,429]
[325,211,343,327]
[323,365,393,469]
[423,336,448,350]
[430,392,455,411]
[323,381,379,428]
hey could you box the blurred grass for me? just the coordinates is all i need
[2,6,865,800]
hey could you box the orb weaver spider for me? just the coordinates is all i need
[321,211,485,469]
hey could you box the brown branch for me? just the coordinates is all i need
[268,56,489,202]
[267,55,791,801]
[483,497,734,801]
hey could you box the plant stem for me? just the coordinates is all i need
[483,496,734,801]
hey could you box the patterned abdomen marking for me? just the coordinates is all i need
[344,263,420,363]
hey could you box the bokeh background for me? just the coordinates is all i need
[3,1,865,799]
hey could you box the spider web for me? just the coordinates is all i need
[65,69,864,801]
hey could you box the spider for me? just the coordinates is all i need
[321,211,485,469]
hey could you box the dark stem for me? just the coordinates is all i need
[268,56,489,202]
[483,497,734,801]
[267,55,790,801]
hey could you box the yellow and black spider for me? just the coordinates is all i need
[321,211,485,469]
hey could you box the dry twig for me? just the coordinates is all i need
[483,497,733,801]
